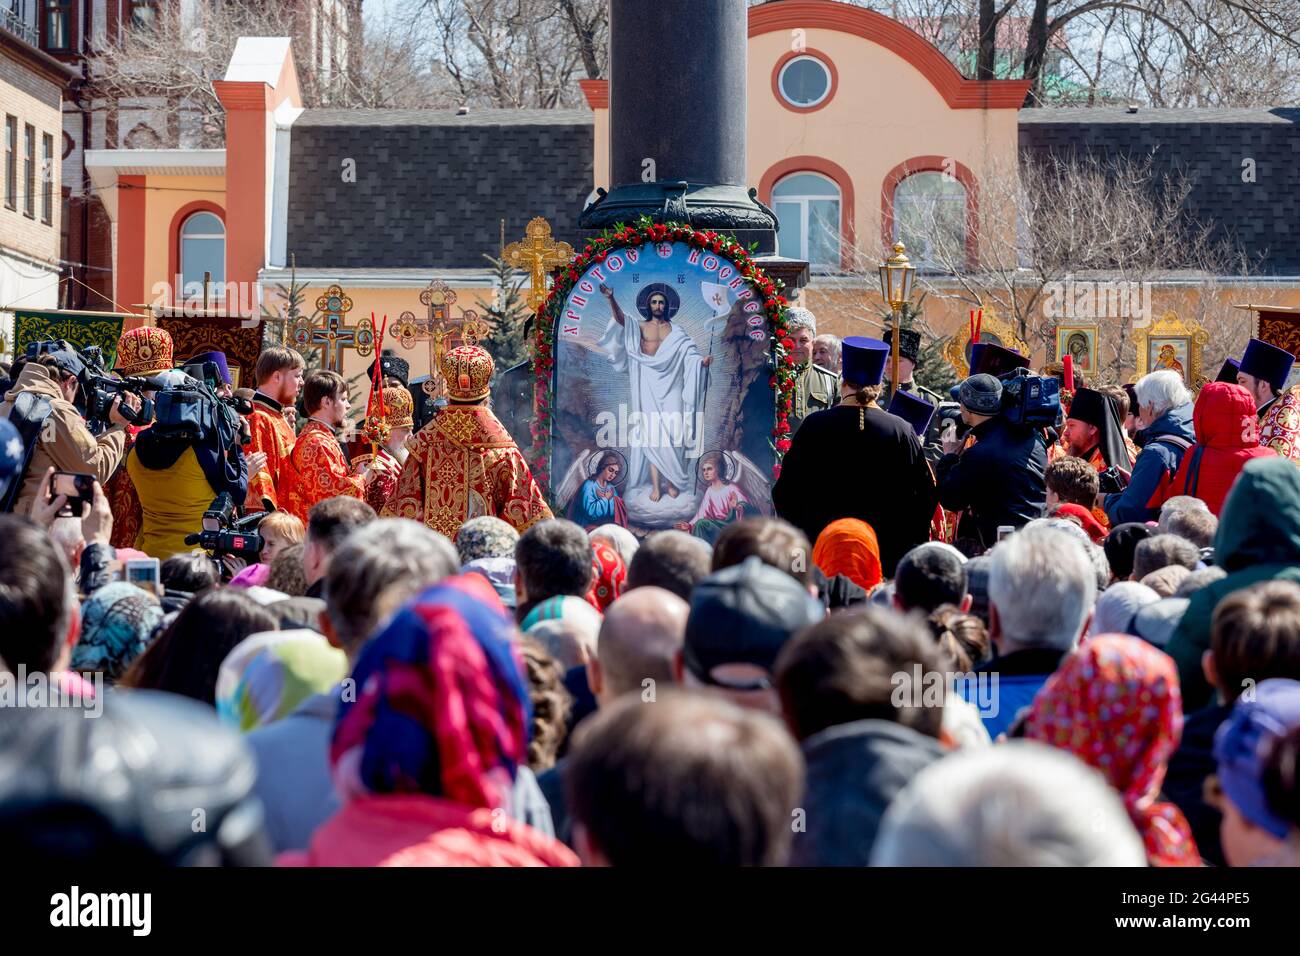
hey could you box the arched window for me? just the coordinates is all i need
[773,172,841,270]
[892,171,967,271]
[180,211,225,289]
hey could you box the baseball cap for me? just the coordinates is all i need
[1213,678,1300,839]
[683,557,823,689]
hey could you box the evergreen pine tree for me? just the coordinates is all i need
[477,253,532,379]
[877,292,957,395]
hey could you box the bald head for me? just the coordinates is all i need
[591,587,689,705]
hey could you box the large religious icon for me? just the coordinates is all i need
[1132,312,1208,387]
[1052,324,1099,373]
[550,240,775,535]
[673,449,769,544]
[942,307,1031,378]
[557,448,629,530]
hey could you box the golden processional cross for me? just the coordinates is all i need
[392,279,491,399]
[504,217,574,311]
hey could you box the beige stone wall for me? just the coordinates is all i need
[800,279,1300,385]
[0,49,62,264]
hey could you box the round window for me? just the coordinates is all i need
[778,55,832,108]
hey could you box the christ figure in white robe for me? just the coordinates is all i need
[598,283,711,501]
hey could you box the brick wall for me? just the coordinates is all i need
[0,48,62,264]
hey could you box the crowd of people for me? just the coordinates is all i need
[1,319,1300,869]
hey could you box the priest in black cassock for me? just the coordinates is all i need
[773,336,938,577]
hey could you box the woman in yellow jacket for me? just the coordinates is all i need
[127,376,260,560]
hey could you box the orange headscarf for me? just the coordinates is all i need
[812,518,882,593]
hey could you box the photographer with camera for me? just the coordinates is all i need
[126,367,252,560]
[935,344,1048,556]
[0,344,141,514]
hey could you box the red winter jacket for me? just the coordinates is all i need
[1158,382,1277,515]
[278,794,581,868]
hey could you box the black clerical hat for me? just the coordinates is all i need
[883,327,921,364]
[1239,339,1294,391]
[968,342,1028,378]
[1215,358,1241,384]
[887,388,937,437]
[842,336,889,387]
[368,351,410,386]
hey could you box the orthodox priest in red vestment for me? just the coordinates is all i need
[280,370,392,523]
[352,385,414,514]
[383,345,551,538]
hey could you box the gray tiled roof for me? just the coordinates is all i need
[1018,108,1300,274]
[1019,107,1300,124]
[284,108,594,269]
[293,108,596,128]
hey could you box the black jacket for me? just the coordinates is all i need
[773,404,937,576]
[789,719,945,867]
[1164,702,1231,867]
[934,415,1047,554]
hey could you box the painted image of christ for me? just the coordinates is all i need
[598,281,712,501]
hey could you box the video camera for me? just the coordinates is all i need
[182,360,254,417]
[998,367,1061,429]
[25,339,158,429]
[184,492,268,565]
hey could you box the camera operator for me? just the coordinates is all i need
[0,345,140,514]
[126,369,253,560]
[935,365,1048,557]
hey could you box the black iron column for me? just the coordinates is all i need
[580,0,779,253]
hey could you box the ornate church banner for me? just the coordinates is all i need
[13,309,129,368]
[156,314,265,389]
[534,219,796,539]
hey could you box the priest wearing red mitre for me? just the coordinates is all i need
[383,345,552,538]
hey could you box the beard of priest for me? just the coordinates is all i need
[382,345,552,538]
[1063,388,1133,474]
[772,335,938,577]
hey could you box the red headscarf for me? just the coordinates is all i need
[812,518,882,593]
[587,540,627,611]
[1025,634,1201,866]
[1054,502,1107,544]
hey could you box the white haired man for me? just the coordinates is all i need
[812,334,841,374]
[1102,369,1195,526]
[870,741,1146,866]
[786,306,840,432]
[967,523,1096,738]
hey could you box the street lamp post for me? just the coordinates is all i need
[879,241,916,394]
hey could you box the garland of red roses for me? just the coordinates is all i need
[530,216,795,497]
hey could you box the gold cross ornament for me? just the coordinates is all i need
[504,217,574,311]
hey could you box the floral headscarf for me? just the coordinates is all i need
[812,518,882,593]
[588,540,627,611]
[331,573,531,810]
[71,583,163,683]
[1025,634,1201,866]
[455,516,520,564]
[216,629,348,733]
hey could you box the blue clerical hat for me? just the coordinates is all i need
[887,388,937,437]
[1215,357,1241,384]
[841,336,889,387]
[968,341,1029,378]
[187,350,231,385]
[1239,339,1295,391]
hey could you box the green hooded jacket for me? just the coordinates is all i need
[1166,457,1300,711]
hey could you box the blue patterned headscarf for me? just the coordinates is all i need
[72,583,164,682]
